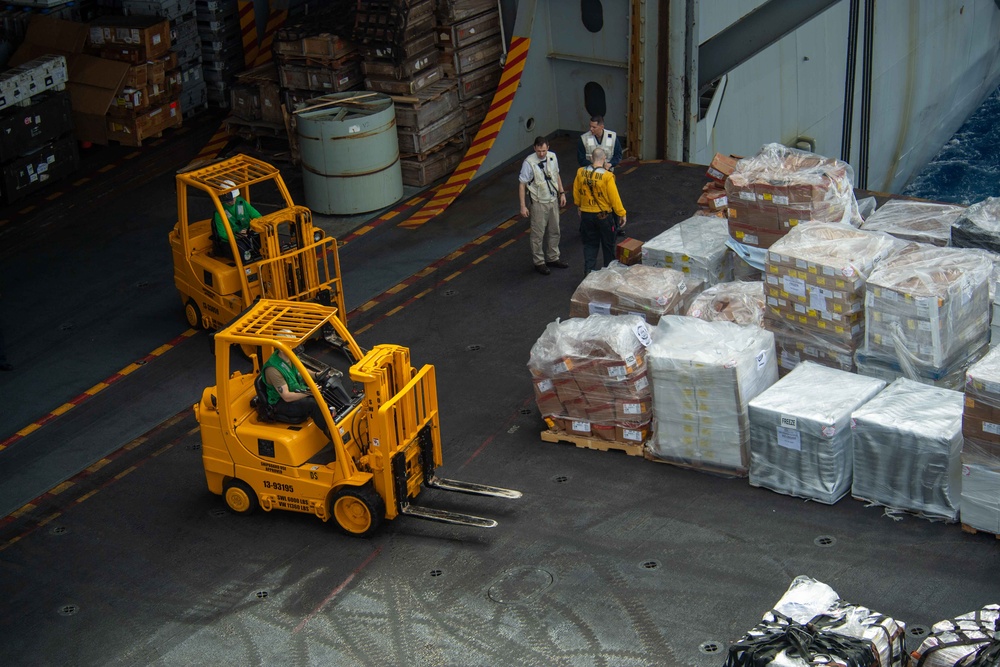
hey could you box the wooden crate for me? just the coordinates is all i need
[397,107,465,154]
[366,64,442,95]
[441,34,503,77]
[539,429,645,457]
[400,142,465,186]
[460,93,489,127]
[361,31,437,61]
[361,48,439,80]
[437,0,496,23]
[456,62,501,101]
[437,8,501,50]
[279,62,363,94]
[392,80,460,130]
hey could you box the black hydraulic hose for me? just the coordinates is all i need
[858,0,876,189]
[841,0,860,163]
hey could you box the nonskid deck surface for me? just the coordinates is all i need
[0,131,996,666]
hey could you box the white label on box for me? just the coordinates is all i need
[756,350,767,370]
[808,289,826,312]
[780,415,797,429]
[537,379,553,392]
[984,421,1000,436]
[783,275,806,297]
[622,428,643,442]
[773,195,789,205]
[607,365,626,378]
[37,162,48,173]
[743,233,758,245]
[739,191,755,201]
[624,354,637,367]
[842,265,856,278]
[623,402,642,415]
[571,421,591,433]
[589,301,612,315]
[634,375,649,392]
[153,34,162,45]
[632,321,652,347]
[551,361,569,374]
[776,426,801,450]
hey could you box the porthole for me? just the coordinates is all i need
[584,82,607,118]
[581,0,604,32]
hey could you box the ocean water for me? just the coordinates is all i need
[901,85,1000,205]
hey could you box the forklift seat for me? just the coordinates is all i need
[251,373,308,425]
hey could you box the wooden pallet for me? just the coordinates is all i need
[961,523,1000,539]
[540,430,644,457]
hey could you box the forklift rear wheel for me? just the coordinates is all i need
[331,485,385,537]
[224,479,258,515]
[184,299,202,329]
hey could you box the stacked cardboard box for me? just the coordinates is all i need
[528,315,653,446]
[437,0,502,104]
[951,196,1000,253]
[640,214,733,286]
[859,245,991,388]
[725,143,860,250]
[748,361,886,504]
[851,378,964,521]
[697,152,737,214]
[646,316,778,476]
[762,222,906,374]
[961,348,1000,533]
[860,199,964,247]
[197,0,243,107]
[685,280,766,327]
[568,262,701,325]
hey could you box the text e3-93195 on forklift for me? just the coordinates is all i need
[196,299,521,536]
[169,154,346,332]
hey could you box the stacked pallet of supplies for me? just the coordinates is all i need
[961,348,1000,535]
[949,197,1000,347]
[850,378,964,521]
[646,316,777,476]
[568,262,700,325]
[911,605,1000,667]
[726,575,907,667]
[528,315,653,447]
[762,222,906,375]
[698,152,737,215]
[437,0,502,110]
[229,63,282,132]
[725,143,860,251]
[88,14,183,146]
[860,199,964,247]
[0,56,77,205]
[124,0,205,115]
[197,0,243,107]
[748,361,886,504]
[856,245,992,389]
[640,214,733,286]
[685,280,766,327]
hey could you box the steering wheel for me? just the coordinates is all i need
[317,367,333,383]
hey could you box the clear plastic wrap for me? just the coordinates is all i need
[951,196,1000,252]
[764,222,908,343]
[962,346,1000,469]
[764,312,858,375]
[646,316,778,475]
[854,342,989,391]
[528,315,653,444]
[959,461,1000,534]
[568,261,702,325]
[725,143,862,231]
[686,280,765,326]
[640,214,734,286]
[864,245,991,372]
[860,199,965,246]
[850,377,964,521]
[725,575,907,667]
[910,604,1000,667]
[748,361,886,504]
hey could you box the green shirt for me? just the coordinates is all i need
[213,196,261,241]
[262,351,308,405]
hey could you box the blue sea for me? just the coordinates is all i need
[902,85,1000,205]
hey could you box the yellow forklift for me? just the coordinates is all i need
[196,299,520,535]
[169,154,345,332]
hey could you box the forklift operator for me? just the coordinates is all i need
[214,180,262,262]
[262,348,332,441]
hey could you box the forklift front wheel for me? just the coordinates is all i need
[184,299,202,329]
[224,479,259,515]
[331,485,385,537]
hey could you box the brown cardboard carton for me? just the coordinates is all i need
[615,237,643,265]
[727,220,787,249]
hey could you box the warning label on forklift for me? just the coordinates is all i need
[276,495,310,512]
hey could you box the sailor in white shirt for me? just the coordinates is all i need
[577,115,623,170]
[518,136,569,275]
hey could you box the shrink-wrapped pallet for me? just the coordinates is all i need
[962,345,1000,532]
[646,316,778,475]
[748,361,885,504]
[725,575,907,667]
[863,245,991,373]
[850,377,964,521]
[860,199,964,246]
[568,262,701,325]
[855,342,990,391]
[528,315,652,444]
[910,605,1000,667]
[725,143,861,231]
[640,214,733,286]
[960,461,1000,533]
[685,280,765,326]
[766,313,858,375]
[951,196,1000,253]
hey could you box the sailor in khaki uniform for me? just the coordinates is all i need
[518,136,568,275]
[577,115,623,170]
[573,147,627,275]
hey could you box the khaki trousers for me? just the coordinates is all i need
[529,199,561,266]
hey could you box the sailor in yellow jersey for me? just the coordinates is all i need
[572,147,627,274]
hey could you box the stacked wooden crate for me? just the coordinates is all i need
[275,16,363,102]
[436,1,502,112]
[197,0,242,107]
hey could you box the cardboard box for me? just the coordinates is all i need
[962,415,1000,447]
[706,153,739,182]
[616,421,650,444]
[106,99,181,146]
[615,237,643,265]
[89,15,172,60]
[727,220,787,249]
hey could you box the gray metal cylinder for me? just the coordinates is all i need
[297,92,403,215]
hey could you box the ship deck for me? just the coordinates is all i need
[0,117,997,666]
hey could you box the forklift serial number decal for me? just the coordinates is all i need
[263,480,294,493]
